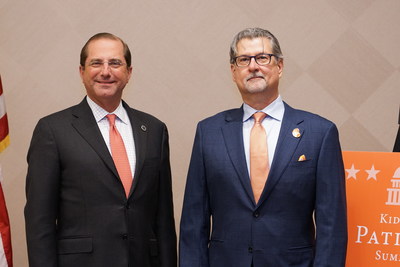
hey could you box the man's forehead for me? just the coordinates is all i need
[87,38,123,50]
[237,37,271,50]
[86,38,124,58]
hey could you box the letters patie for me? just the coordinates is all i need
[344,151,400,266]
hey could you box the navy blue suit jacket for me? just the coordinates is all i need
[179,102,347,267]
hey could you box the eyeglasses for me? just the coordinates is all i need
[88,59,126,69]
[233,53,278,67]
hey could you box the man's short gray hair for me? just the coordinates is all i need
[229,28,283,64]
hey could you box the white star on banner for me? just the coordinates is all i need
[346,164,359,180]
[366,165,380,181]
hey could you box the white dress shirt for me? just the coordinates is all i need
[242,95,285,175]
[86,97,136,178]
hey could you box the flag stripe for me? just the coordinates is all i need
[0,95,5,119]
[0,183,11,267]
[0,115,9,143]
[0,74,8,151]
[0,235,8,267]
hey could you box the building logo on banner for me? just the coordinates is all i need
[344,151,400,266]
[386,168,400,206]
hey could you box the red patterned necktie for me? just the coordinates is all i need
[106,114,132,197]
[250,112,269,204]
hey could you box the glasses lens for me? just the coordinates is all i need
[108,60,123,68]
[236,56,251,67]
[89,60,103,68]
[255,54,271,65]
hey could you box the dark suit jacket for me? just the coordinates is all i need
[25,98,177,267]
[394,109,400,152]
[179,102,347,267]
[394,126,400,152]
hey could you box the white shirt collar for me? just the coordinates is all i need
[86,96,129,124]
[242,95,285,122]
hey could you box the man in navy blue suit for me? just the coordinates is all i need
[179,28,347,267]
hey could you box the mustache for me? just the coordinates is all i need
[245,72,265,81]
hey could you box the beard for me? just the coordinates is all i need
[243,72,268,93]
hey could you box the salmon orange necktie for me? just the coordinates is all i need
[106,114,132,197]
[250,112,269,204]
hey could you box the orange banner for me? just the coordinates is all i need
[344,151,400,266]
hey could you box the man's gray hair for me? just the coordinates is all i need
[229,28,283,64]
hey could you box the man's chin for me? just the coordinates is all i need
[95,84,116,91]
[245,79,267,90]
[96,81,113,86]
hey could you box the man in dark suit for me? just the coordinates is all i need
[179,28,347,267]
[25,33,177,267]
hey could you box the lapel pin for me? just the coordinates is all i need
[141,125,147,132]
[292,128,301,138]
[298,154,306,161]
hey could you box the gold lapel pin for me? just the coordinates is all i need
[298,154,306,161]
[292,128,301,138]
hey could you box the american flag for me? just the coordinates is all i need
[0,76,12,267]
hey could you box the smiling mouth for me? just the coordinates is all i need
[96,81,115,84]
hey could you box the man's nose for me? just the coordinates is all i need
[100,63,112,75]
[248,57,260,71]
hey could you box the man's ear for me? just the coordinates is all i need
[277,59,284,77]
[79,65,84,80]
[230,64,236,82]
[127,66,133,80]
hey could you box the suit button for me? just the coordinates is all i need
[253,211,259,218]
[248,246,253,253]
[122,234,128,240]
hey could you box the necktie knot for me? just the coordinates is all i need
[106,114,116,126]
[253,112,266,124]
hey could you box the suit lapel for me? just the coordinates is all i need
[71,99,146,199]
[221,108,255,203]
[71,99,119,179]
[124,102,147,197]
[258,102,305,205]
